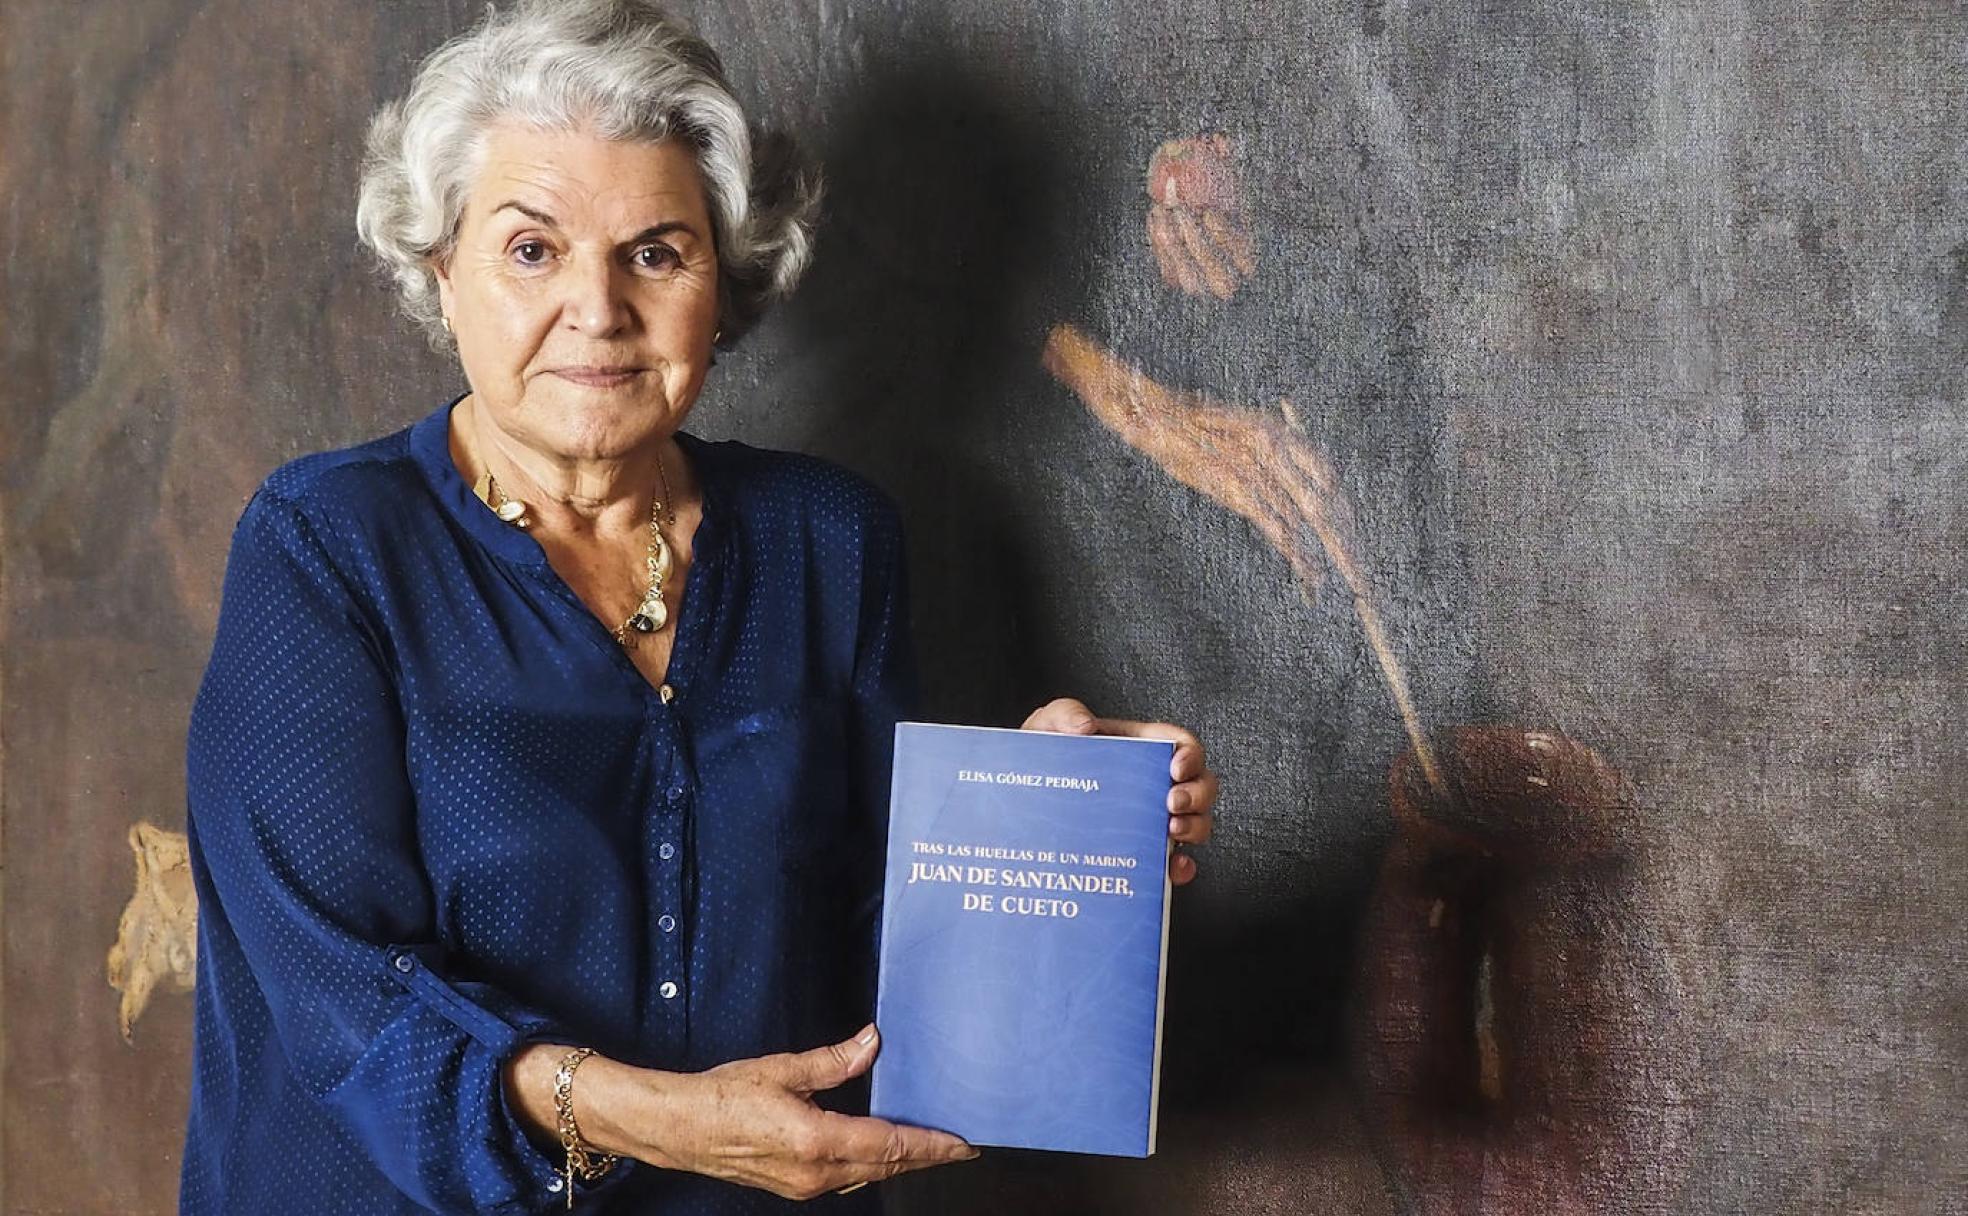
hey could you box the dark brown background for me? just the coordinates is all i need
[3,1,1964,1212]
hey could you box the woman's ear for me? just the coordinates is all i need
[431,256,454,311]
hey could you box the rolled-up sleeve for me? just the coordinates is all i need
[185,488,610,1214]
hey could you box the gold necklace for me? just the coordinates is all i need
[471,455,679,650]
[615,455,677,648]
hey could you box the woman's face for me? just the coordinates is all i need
[434,121,720,464]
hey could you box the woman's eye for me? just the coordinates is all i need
[511,240,549,266]
[634,244,679,270]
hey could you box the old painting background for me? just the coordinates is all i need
[3,0,1964,1212]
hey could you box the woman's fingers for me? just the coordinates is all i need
[691,1033,978,1201]
[1019,696,1100,734]
[1169,801,1214,846]
[795,1111,976,1199]
[1167,738,1214,789]
[763,1110,976,1201]
[1169,848,1199,885]
[822,1109,977,1173]
[1168,767,1219,829]
[1020,698,1217,861]
[1041,707,1199,769]
[776,1023,879,1094]
[1115,724,1217,817]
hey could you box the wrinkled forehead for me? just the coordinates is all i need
[460,120,713,237]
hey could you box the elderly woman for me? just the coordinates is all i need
[180,1,1217,1213]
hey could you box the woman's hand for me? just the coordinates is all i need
[1019,696,1219,885]
[520,1024,977,1201]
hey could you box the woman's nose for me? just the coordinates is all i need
[561,251,632,336]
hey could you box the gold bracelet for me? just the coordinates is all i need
[552,1046,619,1209]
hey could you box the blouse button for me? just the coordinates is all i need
[658,842,675,860]
[658,682,675,703]
[658,914,676,933]
[392,955,415,974]
[659,981,679,999]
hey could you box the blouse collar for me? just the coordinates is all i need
[408,390,725,570]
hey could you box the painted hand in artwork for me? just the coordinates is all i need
[1020,696,1218,885]
[106,821,198,1041]
[1041,324,1440,789]
[1146,133,1257,301]
[1041,325,1693,1211]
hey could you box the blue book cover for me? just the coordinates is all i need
[869,722,1176,1157]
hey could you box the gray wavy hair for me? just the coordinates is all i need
[355,0,821,351]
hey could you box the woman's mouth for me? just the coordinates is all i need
[553,366,644,388]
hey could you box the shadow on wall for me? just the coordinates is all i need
[779,53,1097,727]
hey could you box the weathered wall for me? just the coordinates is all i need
[3,1,1962,1212]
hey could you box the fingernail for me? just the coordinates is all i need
[857,1023,877,1046]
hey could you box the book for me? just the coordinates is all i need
[868,721,1176,1158]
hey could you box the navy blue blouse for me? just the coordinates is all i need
[181,394,914,1214]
